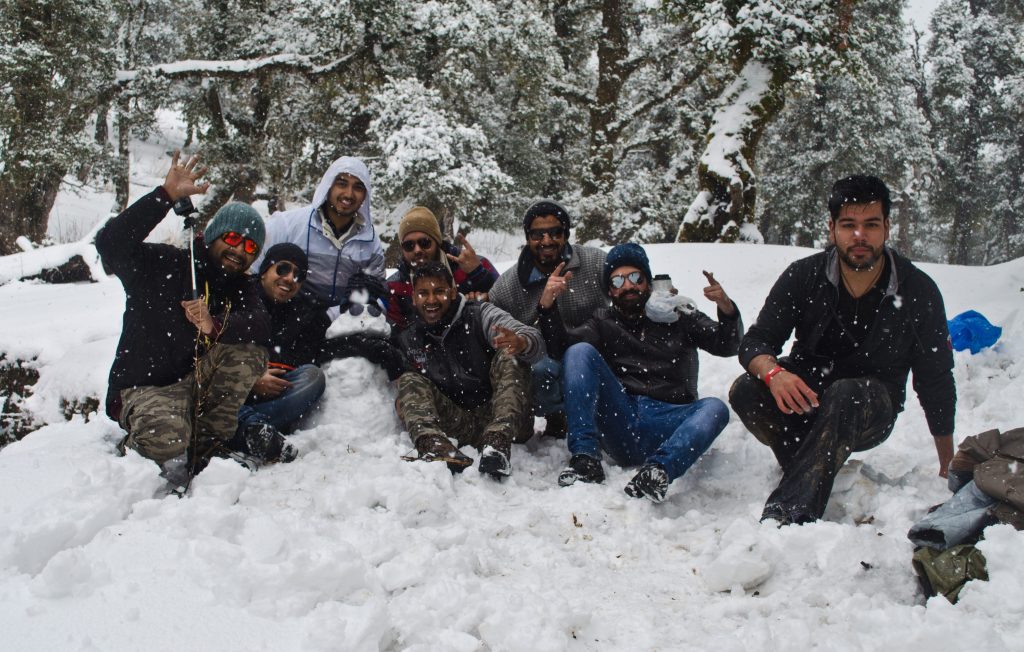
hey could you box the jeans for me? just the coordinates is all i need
[531,355,564,416]
[238,364,326,433]
[562,343,729,481]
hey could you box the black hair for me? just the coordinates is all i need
[828,175,892,221]
[411,261,454,288]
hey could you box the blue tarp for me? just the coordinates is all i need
[948,310,1001,354]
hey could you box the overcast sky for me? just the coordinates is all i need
[906,0,941,30]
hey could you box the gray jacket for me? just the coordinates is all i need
[490,243,608,328]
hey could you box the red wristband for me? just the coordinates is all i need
[763,365,784,385]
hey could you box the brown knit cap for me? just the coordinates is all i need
[398,206,444,244]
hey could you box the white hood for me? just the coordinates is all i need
[311,156,373,226]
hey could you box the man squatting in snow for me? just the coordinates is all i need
[540,243,742,502]
[394,261,545,479]
[729,175,956,526]
[96,152,292,489]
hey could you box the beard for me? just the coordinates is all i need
[611,288,649,317]
[837,242,885,271]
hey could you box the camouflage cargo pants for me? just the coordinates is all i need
[396,352,532,451]
[119,343,267,464]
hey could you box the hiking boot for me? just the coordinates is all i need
[541,411,567,439]
[760,502,816,527]
[624,464,670,503]
[413,434,473,474]
[478,431,512,480]
[234,422,297,464]
[159,454,190,492]
[558,453,605,487]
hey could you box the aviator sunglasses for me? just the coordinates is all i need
[273,261,306,283]
[609,271,645,289]
[527,226,565,241]
[220,231,260,255]
[401,237,435,252]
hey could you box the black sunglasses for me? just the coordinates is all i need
[401,237,435,252]
[609,271,645,289]
[347,302,383,317]
[274,261,306,283]
[527,226,565,241]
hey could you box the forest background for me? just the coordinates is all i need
[1,0,1021,266]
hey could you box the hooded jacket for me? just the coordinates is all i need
[95,187,271,419]
[254,157,385,309]
[396,296,545,410]
[385,240,499,330]
[738,246,955,437]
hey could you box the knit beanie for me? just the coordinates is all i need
[258,242,308,277]
[204,202,266,252]
[522,200,572,234]
[398,206,444,244]
[604,243,653,288]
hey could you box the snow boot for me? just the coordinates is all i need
[558,453,605,487]
[411,433,474,474]
[624,464,670,503]
[541,411,568,439]
[478,431,512,480]
[159,454,191,496]
[232,422,297,464]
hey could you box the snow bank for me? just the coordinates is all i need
[1,243,1023,651]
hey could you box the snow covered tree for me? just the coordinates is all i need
[671,0,857,243]
[0,0,116,253]
[757,0,932,253]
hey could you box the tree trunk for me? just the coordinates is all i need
[677,59,785,243]
[0,168,65,254]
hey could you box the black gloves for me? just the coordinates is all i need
[318,333,410,381]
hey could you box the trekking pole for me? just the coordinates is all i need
[173,197,200,300]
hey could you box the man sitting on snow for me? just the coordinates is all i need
[729,174,956,526]
[539,243,741,502]
[395,261,544,479]
[96,151,288,489]
[385,206,498,331]
[489,200,608,438]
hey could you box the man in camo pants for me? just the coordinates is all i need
[395,261,545,479]
[96,150,288,488]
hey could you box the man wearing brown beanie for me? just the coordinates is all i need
[385,206,498,331]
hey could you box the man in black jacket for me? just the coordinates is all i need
[730,175,956,526]
[96,151,288,487]
[539,243,742,502]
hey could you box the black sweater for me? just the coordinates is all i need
[738,247,955,437]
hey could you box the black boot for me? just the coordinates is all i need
[624,464,669,503]
[558,453,605,486]
[478,431,512,480]
[232,422,297,463]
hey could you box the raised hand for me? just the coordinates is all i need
[539,261,573,310]
[446,234,482,273]
[162,150,210,202]
[492,325,527,357]
[702,270,735,316]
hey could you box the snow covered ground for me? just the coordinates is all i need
[1,236,1023,650]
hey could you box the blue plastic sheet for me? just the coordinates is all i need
[948,310,1001,354]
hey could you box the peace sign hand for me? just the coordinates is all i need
[702,270,735,316]
[446,234,482,273]
[539,262,573,310]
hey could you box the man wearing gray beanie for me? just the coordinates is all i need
[96,150,293,494]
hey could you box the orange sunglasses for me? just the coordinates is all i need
[220,231,260,255]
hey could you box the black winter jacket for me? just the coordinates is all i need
[259,284,331,369]
[96,187,271,419]
[540,302,743,405]
[738,247,955,437]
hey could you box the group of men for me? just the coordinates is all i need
[98,150,955,523]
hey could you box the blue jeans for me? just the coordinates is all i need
[531,355,564,415]
[238,364,326,432]
[563,343,729,481]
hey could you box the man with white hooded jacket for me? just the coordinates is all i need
[254,157,385,317]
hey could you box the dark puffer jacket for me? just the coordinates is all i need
[738,246,955,437]
[396,297,544,410]
[539,303,743,405]
[96,187,271,419]
[258,283,331,369]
